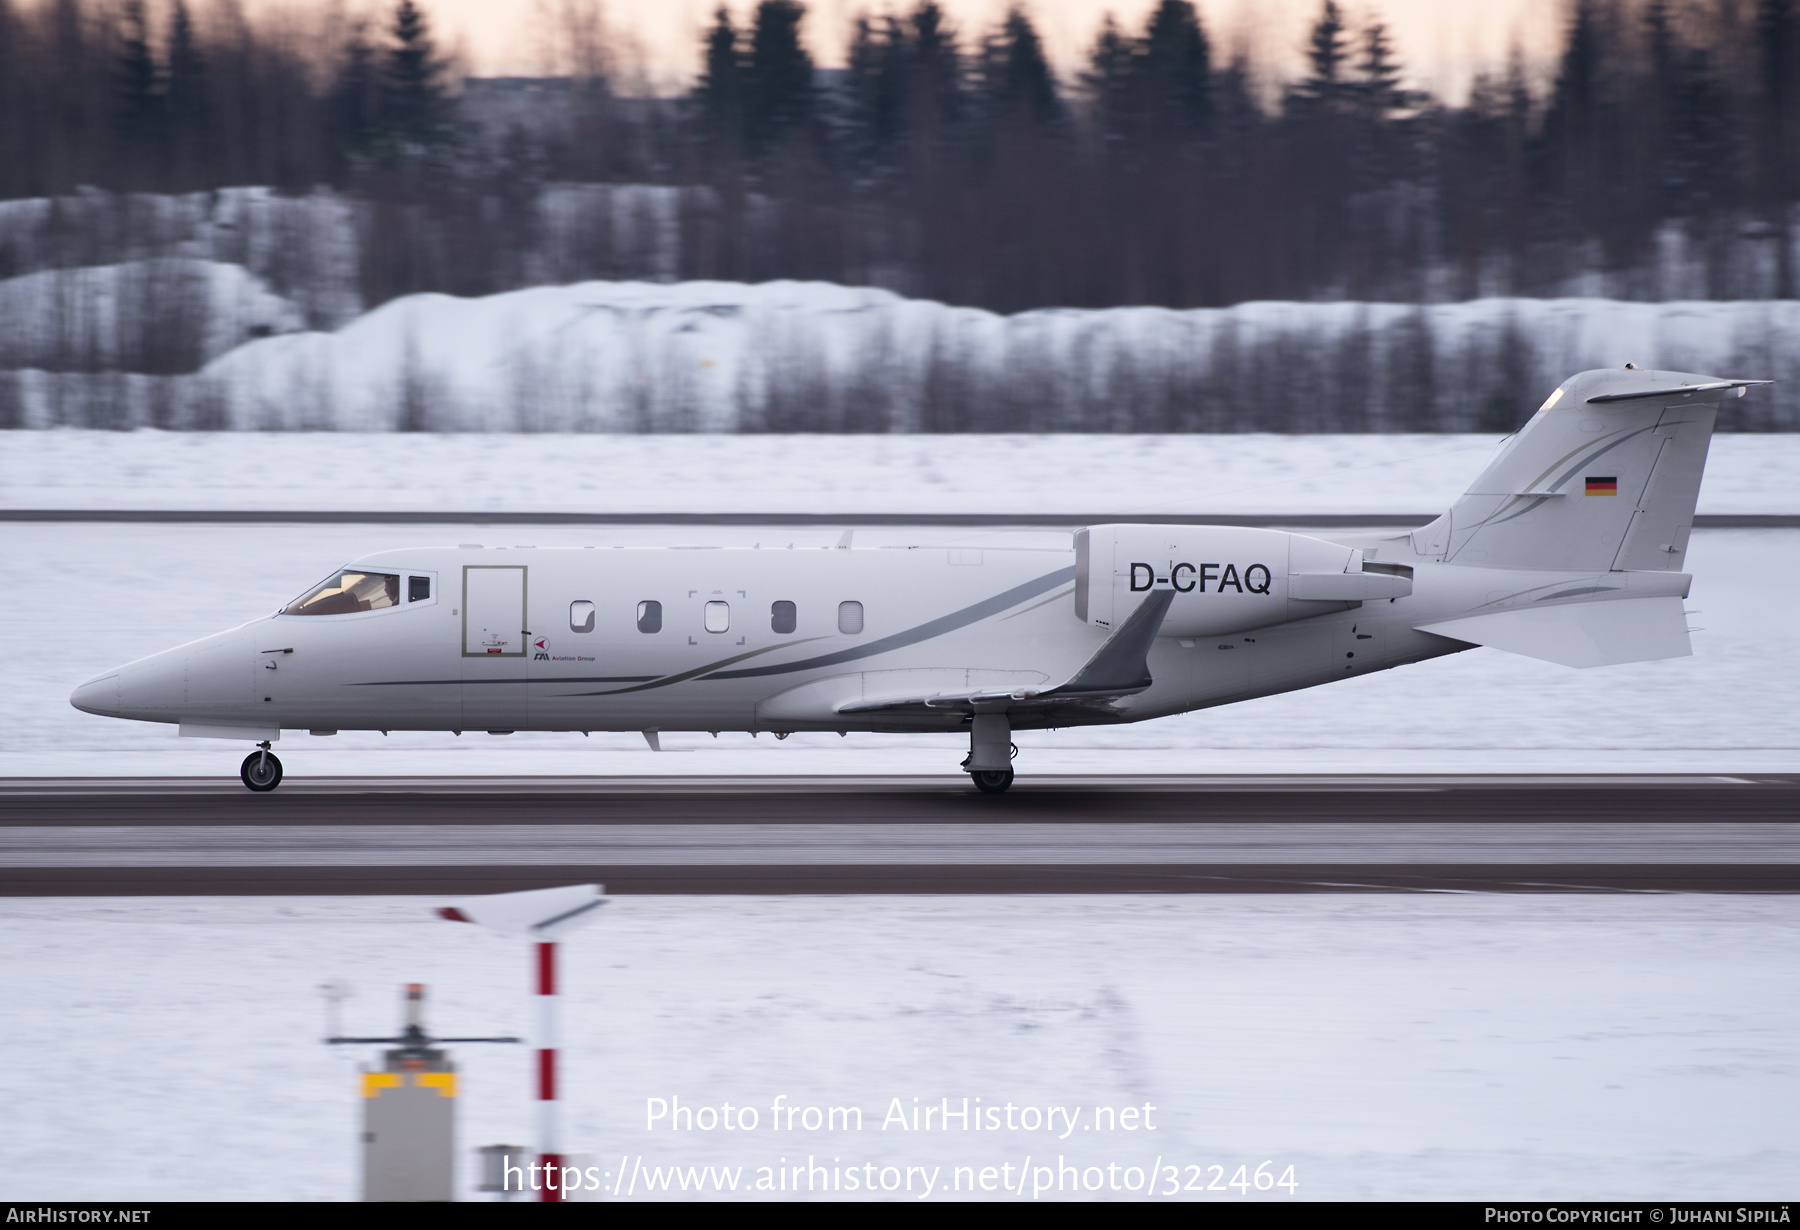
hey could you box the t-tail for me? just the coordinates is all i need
[1407,367,1769,668]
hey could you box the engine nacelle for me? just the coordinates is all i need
[1074,524,1412,637]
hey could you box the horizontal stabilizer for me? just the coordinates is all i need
[1585,379,1770,404]
[1415,596,1691,669]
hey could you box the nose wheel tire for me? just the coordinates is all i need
[970,768,1014,795]
[240,749,283,792]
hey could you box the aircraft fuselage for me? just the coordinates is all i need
[78,537,1661,737]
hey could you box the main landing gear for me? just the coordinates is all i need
[241,742,283,792]
[970,768,1015,795]
[963,713,1017,794]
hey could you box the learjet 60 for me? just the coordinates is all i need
[71,367,1763,792]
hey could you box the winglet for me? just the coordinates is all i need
[1052,588,1175,695]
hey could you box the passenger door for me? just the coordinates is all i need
[461,564,529,730]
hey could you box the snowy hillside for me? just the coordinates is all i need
[7,277,1800,432]
[0,259,304,373]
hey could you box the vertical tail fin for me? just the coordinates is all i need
[1413,369,1768,572]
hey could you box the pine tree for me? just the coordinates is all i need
[1757,0,1800,294]
[1539,0,1605,239]
[1082,14,1135,146]
[328,19,382,163]
[1139,0,1210,137]
[44,0,98,193]
[904,1,963,139]
[982,8,1058,127]
[1354,20,1404,116]
[1289,0,1350,114]
[1639,0,1678,220]
[0,0,21,198]
[1664,30,1733,221]
[383,0,448,152]
[743,0,813,154]
[165,0,210,188]
[694,5,744,152]
[844,14,904,165]
[112,0,160,182]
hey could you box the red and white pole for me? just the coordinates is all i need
[536,939,561,1202]
[436,884,604,1203]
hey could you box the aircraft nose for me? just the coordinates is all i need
[73,646,188,721]
[70,673,122,717]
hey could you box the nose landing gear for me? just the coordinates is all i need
[241,742,283,792]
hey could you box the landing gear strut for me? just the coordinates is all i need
[241,742,283,792]
[963,713,1016,794]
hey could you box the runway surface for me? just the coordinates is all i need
[3,774,1796,895]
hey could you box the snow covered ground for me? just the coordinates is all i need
[1,894,1793,1201]
[5,428,1799,515]
[4,521,1796,778]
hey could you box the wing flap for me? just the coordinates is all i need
[1416,596,1691,669]
[837,688,1037,715]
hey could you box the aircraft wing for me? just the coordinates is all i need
[837,590,1177,718]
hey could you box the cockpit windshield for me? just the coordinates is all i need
[284,570,400,616]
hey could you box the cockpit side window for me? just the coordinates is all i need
[284,570,400,616]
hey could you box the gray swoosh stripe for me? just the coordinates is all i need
[1483,494,1553,526]
[1486,425,1661,528]
[704,566,1078,681]
[1549,425,1660,493]
[1537,586,1620,601]
[353,676,658,686]
[1462,426,1631,531]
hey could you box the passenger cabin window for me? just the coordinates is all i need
[838,600,864,635]
[637,600,662,634]
[771,600,796,634]
[408,576,431,603]
[704,600,731,633]
[570,600,595,633]
[285,570,399,616]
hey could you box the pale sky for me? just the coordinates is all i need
[407,0,1568,100]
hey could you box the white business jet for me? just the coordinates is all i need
[71,367,1762,793]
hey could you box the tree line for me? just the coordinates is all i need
[4,0,1800,314]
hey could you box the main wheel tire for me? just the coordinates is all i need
[970,768,1014,795]
[240,751,283,792]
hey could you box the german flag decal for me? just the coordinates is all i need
[1585,476,1618,496]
